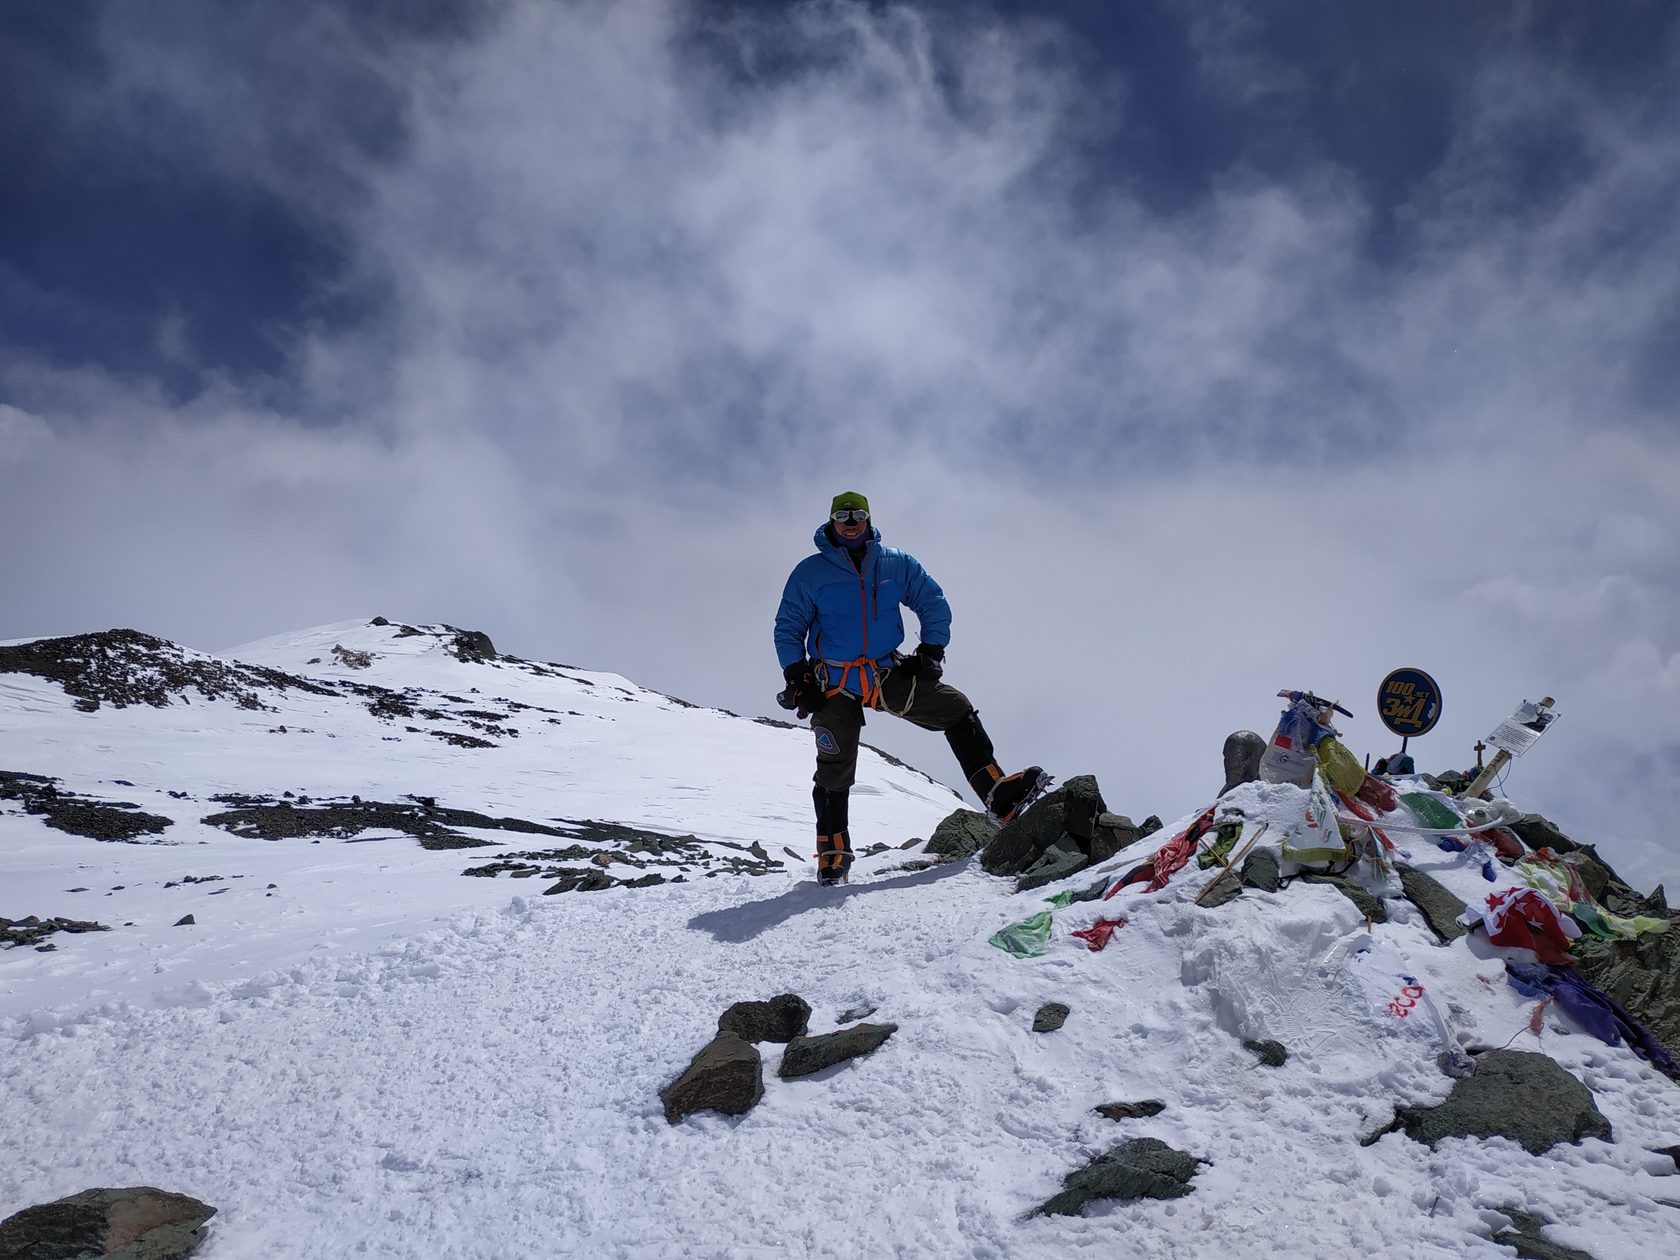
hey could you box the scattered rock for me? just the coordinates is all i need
[1493,1207,1599,1260]
[173,914,195,927]
[660,1033,764,1124]
[1032,1002,1071,1033]
[0,915,110,950]
[926,809,994,859]
[0,771,174,843]
[0,629,333,712]
[0,1186,216,1259]
[1244,1039,1287,1067]
[778,1023,897,1079]
[1240,847,1281,892]
[1031,1138,1200,1217]
[1199,870,1244,908]
[1396,863,1468,942]
[718,994,811,1044]
[331,644,374,669]
[836,1005,877,1024]
[1370,1049,1610,1154]
[1093,1100,1166,1122]
[544,870,615,895]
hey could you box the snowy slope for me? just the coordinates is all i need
[3,621,1679,1259]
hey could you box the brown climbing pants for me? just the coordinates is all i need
[810,668,974,792]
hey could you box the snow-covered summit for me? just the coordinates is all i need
[3,619,1679,1259]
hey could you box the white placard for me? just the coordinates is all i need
[1486,700,1559,757]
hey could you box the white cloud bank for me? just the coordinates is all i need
[3,0,1678,888]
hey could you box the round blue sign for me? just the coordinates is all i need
[1378,668,1442,738]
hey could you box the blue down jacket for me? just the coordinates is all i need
[774,522,952,698]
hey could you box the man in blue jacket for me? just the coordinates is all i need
[775,491,1045,885]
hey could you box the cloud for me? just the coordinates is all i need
[3,0,1678,889]
[0,403,53,463]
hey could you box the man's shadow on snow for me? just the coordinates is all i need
[686,859,969,944]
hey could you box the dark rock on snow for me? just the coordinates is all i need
[0,771,174,843]
[660,1034,764,1124]
[1374,1049,1610,1155]
[1301,872,1389,924]
[1240,847,1281,892]
[0,916,109,950]
[173,915,195,927]
[1244,1039,1288,1068]
[1493,1207,1599,1260]
[778,1022,898,1079]
[718,994,811,1044]
[1031,1138,1201,1217]
[0,628,333,713]
[1032,1002,1071,1033]
[1220,730,1266,796]
[1395,863,1468,942]
[0,1186,216,1260]
[1094,1100,1166,1122]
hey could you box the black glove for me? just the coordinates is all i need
[779,660,826,718]
[896,642,945,680]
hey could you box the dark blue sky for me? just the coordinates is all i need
[5,0,1675,399]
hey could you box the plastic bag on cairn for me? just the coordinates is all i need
[1258,692,1338,787]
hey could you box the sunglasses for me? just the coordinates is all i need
[831,509,870,524]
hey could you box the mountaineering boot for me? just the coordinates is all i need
[816,831,853,885]
[813,785,853,885]
[983,766,1051,825]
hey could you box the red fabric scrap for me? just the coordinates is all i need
[1070,917,1127,952]
[1356,773,1398,812]
[1105,810,1212,898]
[1335,789,1396,853]
[1486,826,1526,860]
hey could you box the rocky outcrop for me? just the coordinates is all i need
[0,1186,215,1259]
[0,628,332,712]
[778,1023,898,1079]
[981,776,1147,890]
[1573,928,1680,1071]
[925,809,994,859]
[1030,1138,1201,1217]
[718,994,811,1044]
[1369,1050,1610,1154]
[660,1033,764,1124]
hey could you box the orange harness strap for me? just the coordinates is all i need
[824,657,883,709]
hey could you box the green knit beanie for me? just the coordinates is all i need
[830,491,870,516]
